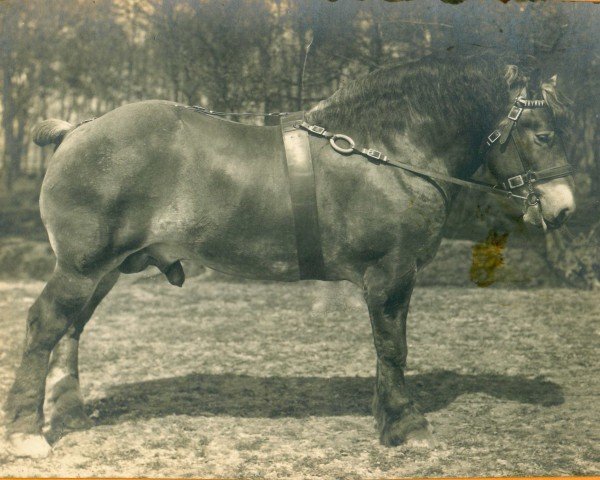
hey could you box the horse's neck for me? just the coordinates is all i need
[387,126,480,179]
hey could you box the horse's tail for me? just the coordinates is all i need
[31,119,74,147]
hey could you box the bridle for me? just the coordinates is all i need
[479,94,575,209]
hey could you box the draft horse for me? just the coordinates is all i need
[5,55,575,457]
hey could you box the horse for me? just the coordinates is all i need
[5,54,575,458]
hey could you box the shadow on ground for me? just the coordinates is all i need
[88,370,564,425]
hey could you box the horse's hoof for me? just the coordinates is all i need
[45,380,93,443]
[379,413,432,448]
[45,409,93,444]
[8,433,52,458]
[64,412,94,431]
[405,426,436,448]
[45,417,93,445]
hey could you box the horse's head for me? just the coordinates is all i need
[484,70,575,230]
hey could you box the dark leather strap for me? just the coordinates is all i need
[281,112,326,280]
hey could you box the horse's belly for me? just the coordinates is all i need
[144,169,300,281]
[189,248,299,281]
[125,239,299,281]
[145,222,300,281]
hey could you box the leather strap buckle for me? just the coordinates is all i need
[486,130,501,146]
[307,125,326,135]
[507,106,523,122]
[362,148,387,162]
[507,175,525,189]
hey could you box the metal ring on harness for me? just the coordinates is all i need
[330,134,355,154]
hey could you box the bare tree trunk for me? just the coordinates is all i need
[260,43,278,126]
[367,4,384,71]
[294,13,310,112]
[296,37,305,111]
[2,65,20,192]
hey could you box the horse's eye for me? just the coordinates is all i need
[535,132,554,145]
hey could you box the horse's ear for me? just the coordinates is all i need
[541,75,558,98]
[504,65,519,87]
[519,86,528,99]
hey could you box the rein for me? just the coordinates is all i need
[295,95,574,209]
[295,121,530,202]
[190,105,290,118]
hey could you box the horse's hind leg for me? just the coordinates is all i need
[363,256,433,448]
[4,265,111,458]
[44,270,120,443]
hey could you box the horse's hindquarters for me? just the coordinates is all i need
[39,101,302,281]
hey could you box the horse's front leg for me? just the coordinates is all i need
[363,257,433,447]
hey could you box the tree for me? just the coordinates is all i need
[0,2,59,190]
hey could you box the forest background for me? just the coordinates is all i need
[0,0,598,288]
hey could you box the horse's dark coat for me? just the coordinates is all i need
[5,55,575,457]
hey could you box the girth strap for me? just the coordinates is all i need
[281,112,326,280]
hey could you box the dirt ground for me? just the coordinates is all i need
[0,274,598,478]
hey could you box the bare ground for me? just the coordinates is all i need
[0,275,598,478]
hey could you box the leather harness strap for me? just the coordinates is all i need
[281,112,326,280]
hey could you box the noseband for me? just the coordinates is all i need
[480,95,575,208]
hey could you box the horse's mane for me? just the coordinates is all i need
[540,78,571,138]
[307,53,569,149]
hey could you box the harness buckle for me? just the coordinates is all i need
[362,148,387,162]
[507,174,525,189]
[507,106,523,122]
[486,130,501,147]
[307,125,326,136]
